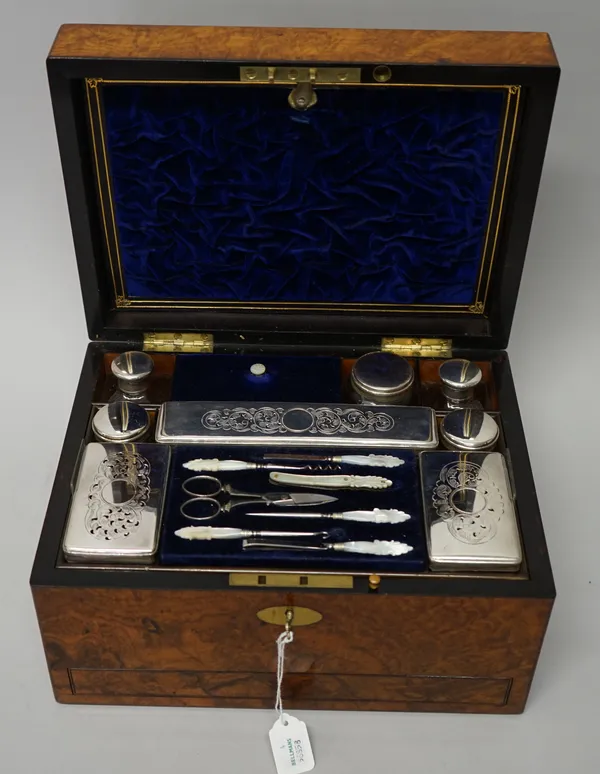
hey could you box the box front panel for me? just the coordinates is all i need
[34,586,552,713]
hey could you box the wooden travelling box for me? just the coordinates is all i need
[31,24,559,714]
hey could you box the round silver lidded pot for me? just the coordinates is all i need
[92,401,150,443]
[440,408,499,451]
[111,351,154,398]
[439,359,482,403]
[350,352,414,405]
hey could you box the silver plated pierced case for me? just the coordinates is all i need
[420,451,522,572]
[62,443,171,563]
[155,401,438,448]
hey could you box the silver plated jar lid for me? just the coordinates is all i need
[350,352,414,404]
[440,408,499,451]
[92,401,150,443]
[111,351,154,396]
[439,359,482,402]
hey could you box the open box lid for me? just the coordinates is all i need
[47,25,559,351]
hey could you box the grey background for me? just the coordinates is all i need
[1,1,598,772]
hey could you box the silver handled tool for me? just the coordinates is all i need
[246,508,411,524]
[242,539,413,555]
[183,459,337,473]
[263,453,405,468]
[269,472,392,490]
[175,526,332,541]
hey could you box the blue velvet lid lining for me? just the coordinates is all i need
[94,81,509,313]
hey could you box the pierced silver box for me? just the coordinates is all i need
[63,443,170,563]
[420,451,522,572]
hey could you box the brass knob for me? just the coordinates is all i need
[368,574,381,591]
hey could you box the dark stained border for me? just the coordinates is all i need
[49,25,558,67]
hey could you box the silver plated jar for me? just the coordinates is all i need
[439,359,482,404]
[440,408,499,451]
[350,352,414,405]
[92,401,150,443]
[111,351,154,398]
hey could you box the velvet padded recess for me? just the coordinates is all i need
[172,354,343,403]
[101,83,505,307]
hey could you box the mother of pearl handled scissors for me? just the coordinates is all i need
[269,472,392,489]
[180,475,337,521]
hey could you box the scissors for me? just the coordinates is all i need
[180,474,338,521]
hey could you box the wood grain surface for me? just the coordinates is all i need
[49,25,558,67]
[33,586,552,713]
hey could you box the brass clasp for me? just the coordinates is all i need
[240,66,361,112]
[288,82,317,111]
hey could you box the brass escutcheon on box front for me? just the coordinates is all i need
[256,606,323,627]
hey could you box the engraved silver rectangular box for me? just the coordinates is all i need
[155,402,438,448]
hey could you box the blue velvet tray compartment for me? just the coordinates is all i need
[90,80,515,314]
[159,445,426,572]
[172,354,342,403]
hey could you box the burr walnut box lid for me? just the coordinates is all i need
[48,25,559,349]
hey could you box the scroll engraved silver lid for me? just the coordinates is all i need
[351,352,414,399]
[155,401,438,449]
[440,408,499,451]
[111,351,154,394]
[439,359,482,391]
[92,401,149,443]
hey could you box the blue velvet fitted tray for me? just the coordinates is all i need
[160,445,426,572]
[87,78,517,316]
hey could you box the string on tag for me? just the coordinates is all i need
[275,610,294,724]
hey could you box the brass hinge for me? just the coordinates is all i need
[143,332,214,353]
[381,337,452,358]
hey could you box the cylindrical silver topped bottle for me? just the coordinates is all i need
[111,351,154,397]
[439,359,482,403]
[440,408,499,451]
[350,352,414,405]
[92,401,150,443]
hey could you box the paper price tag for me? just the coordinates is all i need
[269,714,315,774]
